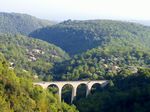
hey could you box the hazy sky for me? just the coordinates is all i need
[0,0,150,21]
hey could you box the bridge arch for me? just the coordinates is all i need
[76,83,88,100]
[61,84,74,103]
[90,83,102,94]
[47,84,59,94]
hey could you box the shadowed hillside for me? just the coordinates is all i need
[0,12,56,35]
[30,20,150,55]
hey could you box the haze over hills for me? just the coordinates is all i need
[1,11,150,112]
[1,0,150,111]
[30,20,150,55]
[0,12,56,35]
[130,20,150,26]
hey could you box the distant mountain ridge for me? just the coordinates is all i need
[130,20,150,26]
[0,12,56,35]
[30,19,150,55]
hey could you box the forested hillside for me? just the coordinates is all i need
[0,33,69,80]
[52,43,150,80]
[30,20,150,55]
[0,53,78,112]
[75,67,150,112]
[1,17,150,112]
[50,35,150,112]
[0,12,55,35]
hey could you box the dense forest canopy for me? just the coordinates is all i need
[52,45,150,81]
[30,20,150,55]
[0,53,78,112]
[0,33,69,80]
[0,12,56,35]
[75,67,150,112]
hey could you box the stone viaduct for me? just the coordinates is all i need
[34,80,109,103]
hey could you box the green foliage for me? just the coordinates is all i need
[0,53,78,112]
[62,102,79,112]
[0,34,69,80]
[75,68,150,112]
[52,45,150,80]
[30,20,150,55]
[0,12,55,35]
[2,17,150,112]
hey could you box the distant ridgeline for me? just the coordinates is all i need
[30,20,150,55]
[0,12,56,35]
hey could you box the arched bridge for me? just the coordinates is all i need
[34,80,109,103]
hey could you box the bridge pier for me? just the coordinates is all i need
[71,86,77,103]
[86,86,91,97]
[58,87,62,102]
